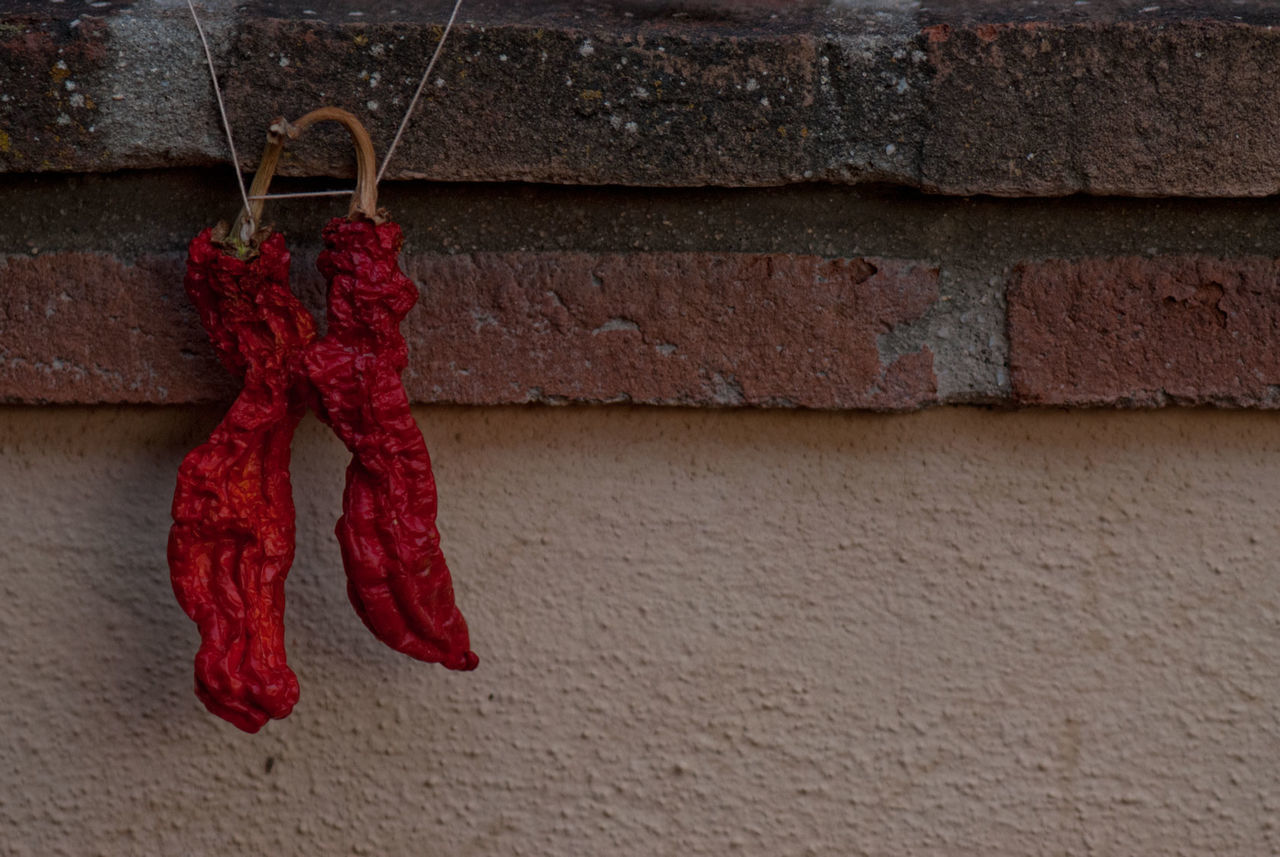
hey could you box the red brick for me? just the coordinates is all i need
[0,252,233,404]
[1008,256,1280,407]
[0,251,939,409]
[401,253,938,409]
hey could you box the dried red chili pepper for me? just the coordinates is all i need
[169,131,315,732]
[171,108,476,732]
[297,111,478,672]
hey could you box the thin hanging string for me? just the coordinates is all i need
[245,0,465,204]
[249,190,351,200]
[186,0,254,229]
[377,0,465,184]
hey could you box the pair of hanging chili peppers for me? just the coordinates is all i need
[169,109,477,733]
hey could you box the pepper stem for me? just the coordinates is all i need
[277,107,381,222]
[227,107,384,254]
[228,119,292,249]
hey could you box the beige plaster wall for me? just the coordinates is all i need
[2,406,1278,855]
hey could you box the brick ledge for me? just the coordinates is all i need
[6,247,1280,410]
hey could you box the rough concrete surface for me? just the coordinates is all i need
[2,405,1280,855]
[8,0,1280,194]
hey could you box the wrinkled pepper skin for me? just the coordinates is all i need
[169,230,317,732]
[305,217,478,671]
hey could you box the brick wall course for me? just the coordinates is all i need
[0,249,939,409]
[15,245,1280,410]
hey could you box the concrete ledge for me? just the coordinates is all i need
[6,0,1280,195]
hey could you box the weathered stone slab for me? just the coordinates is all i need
[5,0,1280,195]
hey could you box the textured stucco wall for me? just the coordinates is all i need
[2,406,1279,855]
